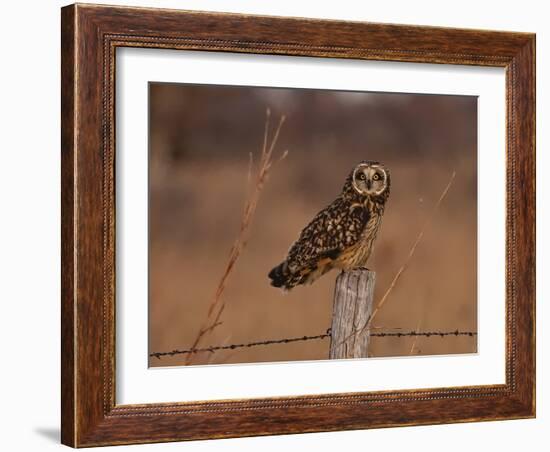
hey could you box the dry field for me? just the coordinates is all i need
[148,83,477,367]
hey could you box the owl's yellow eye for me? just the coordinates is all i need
[359,173,366,180]
[373,173,380,181]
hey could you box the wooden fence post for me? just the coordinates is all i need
[329,269,375,359]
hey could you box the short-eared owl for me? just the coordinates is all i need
[269,161,390,290]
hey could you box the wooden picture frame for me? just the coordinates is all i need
[61,3,535,447]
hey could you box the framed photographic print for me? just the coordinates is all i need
[61,3,535,447]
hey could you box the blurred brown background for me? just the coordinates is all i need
[148,83,477,367]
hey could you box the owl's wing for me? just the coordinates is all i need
[286,199,369,275]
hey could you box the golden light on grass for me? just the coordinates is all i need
[185,109,288,364]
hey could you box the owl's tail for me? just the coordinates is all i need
[268,262,292,290]
[269,260,316,290]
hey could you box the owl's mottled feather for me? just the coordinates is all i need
[269,161,390,290]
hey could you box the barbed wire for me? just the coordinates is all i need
[370,330,477,338]
[150,328,477,359]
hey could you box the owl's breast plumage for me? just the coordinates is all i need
[335,210,382,270]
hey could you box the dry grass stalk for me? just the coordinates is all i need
[185,109,287,365]
[206,334,233,365]
[409,316,423,355]
[339,171,457,348]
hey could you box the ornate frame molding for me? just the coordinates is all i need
[61,4,535,446]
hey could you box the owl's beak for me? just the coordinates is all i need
[366,180,372,190]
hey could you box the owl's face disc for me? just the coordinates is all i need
[352,163,389,196]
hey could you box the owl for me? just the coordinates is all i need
[268,161,390,291]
